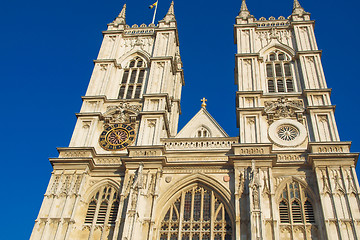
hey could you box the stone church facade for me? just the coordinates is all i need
[30,1,360,239]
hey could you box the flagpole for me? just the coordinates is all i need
[151,0,158,24]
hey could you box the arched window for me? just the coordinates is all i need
[118,57,147,99]
[196,127,211,138]
[278,181,316,229]
[84,185,119,229]
[159,185,232,240]
[265,51,296,93]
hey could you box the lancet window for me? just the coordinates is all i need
[84,186,119,230]
[159,185,232,240]
[266,51,295,93]
[118,57,147,99]
[278,181,316,238]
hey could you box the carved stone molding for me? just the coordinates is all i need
[277,153,306,163]
[94,157,121,165]
[101,102,141,125]
[263,97,305,124]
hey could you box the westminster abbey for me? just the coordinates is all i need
[30,1,360,239]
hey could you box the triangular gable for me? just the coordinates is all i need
[176,108,229,138]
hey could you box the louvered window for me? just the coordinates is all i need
[304,200,315,223]
[84,185,119,230]
[84,200,97,224]
[291,201,302,223]
[160,185,232,240]
[279,201,290,223]
[118,57,148,99]
[278,181,316,238]
[266,51,296,93]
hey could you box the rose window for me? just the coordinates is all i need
[277,125,299,141]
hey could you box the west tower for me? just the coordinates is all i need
[31,1,360,240]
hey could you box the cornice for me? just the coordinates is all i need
[235,53,260,57]
[296,50,322,57]
[290,20,315,26]
[303,88,332,95]
[306,105,336,111]
[236,107,263,112]
[102,30,125,35]
[81,95,143,104]
[234,23,257,28]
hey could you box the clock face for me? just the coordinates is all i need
[99,123,136,151]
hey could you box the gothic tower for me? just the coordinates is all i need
[31,1,360,240]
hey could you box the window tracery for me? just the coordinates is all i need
[118,57,147,99]
[84,185,119,230]
[278,181,316,237]
[159,185,232,240]
[265,51,296,93]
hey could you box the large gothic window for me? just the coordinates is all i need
[278,181,317,239]
[118,57,147,99]
[84,186,119,231]
[160,185,232,240]
[265,51,295,93]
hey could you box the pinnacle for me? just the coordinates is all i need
[112,4,126,25]
[240,0,249,12]
[119,4,126,19]
[293,0,302,10]
[166,1,175,16]
[238,0,251,18]
[162,1,176,22]
[292,0,306,15]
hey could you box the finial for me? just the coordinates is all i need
[201,97,207,109]
[112,4,126,25]
[238,0,251,18]
[240,0,249,12]
[292,0,306,15]
[293,0,302,9]
[119,4,126,18]
[162,1,176,22]
[167,1,175,15]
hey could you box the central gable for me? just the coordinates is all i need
[176,108,229,138]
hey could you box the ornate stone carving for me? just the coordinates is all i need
[317,146,345,153]
[238,172,245,196]
[165,176,172,183]
[263,97,305,123]
[102,102,141,124]
[164,139,236,150]
[62,151,89,158]
[94,157,121,165]
[277,154,306,163]
[321,169,331,194]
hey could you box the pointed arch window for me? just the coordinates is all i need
[278,181,316,236]
[84,185,119,231]
[159,185,232,240]
[265,51,296,93]
[118,57,147,99]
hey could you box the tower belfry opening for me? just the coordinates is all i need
[31,1,360,240]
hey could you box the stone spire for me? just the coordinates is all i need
[112,4,126,25]
[162,1,176,22]
[238,0,251,19]
[292,0,306,15]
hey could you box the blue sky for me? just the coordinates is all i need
[1,0,359,238]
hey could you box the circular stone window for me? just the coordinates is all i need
[268,119,307,147]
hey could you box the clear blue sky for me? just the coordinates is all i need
[0,0,359,238]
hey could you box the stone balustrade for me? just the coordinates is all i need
[163,138,238,151]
